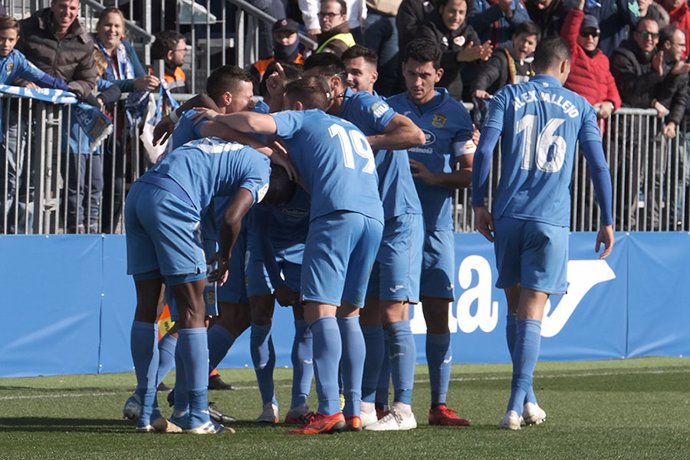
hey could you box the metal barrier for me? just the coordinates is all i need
[1,97,687,235]
[455,108,690,233]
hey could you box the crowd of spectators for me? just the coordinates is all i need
[2,0,690,234]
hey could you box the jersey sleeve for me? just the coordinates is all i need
[272,110,305,140]
[577,103,601,145]
[240,152,271,204]
[352,92,396,133]
[451,103,475,154]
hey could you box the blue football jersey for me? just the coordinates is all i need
[388,88,474,231]
[171,110,205,149]
[144,136,271,216]
[483,74,601,226]
[272,109,384,223]
[338,88,422,219]
[249,186,311,265]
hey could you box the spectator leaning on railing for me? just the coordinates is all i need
[11,0,98,233]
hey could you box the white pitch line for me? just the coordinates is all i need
[0,367,687,400]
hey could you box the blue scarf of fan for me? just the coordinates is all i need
[0,84,112,152]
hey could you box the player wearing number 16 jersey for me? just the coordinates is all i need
[196,77,384,435]
[472,38,615,430]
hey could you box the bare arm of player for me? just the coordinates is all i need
[409,152,474,189]
[209,188,256,285]
[154,94,219,145]
[367,114,426,150]
[195,108,278,136]
[473,205,495,242]
[199,120,297,181]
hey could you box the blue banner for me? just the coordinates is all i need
[0,233,687,377]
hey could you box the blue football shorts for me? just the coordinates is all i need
[367,212,423,303]
[246,250,302,297]
[125,181,206,285]
[301,211,383,308]
[420,228,456,300]
[493,216,569,294]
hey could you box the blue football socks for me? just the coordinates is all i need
[506,313,538,405]
[172,339,189,417]
[250,323,277,406]
[508,319,542,415]
[388,320,416,405]
[290,319,313,409]
[130,321,159,427]
[337,316,365,417]
[310,317,342,415]
[178,328,210,427]
[361,325,385,404]
[207,324,236,371]
[376,331,391,409]
[426,332,452,406]
[156,332,177,387]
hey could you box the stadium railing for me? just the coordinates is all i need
[1,97,687,235]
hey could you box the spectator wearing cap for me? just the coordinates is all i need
[561,0,621,122]
[249,18,306,92]
[583,0,640,58]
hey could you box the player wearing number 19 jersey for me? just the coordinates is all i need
[199,77,384,434]
[472,38,614,430]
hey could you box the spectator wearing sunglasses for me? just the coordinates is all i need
[561,0,620,121]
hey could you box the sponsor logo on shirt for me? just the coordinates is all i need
[423,129,436,145]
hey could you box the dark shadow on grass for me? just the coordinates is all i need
[0,417,135,433]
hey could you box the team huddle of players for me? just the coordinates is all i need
[123,36,614,435]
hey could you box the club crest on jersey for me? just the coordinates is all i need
[371,101,389,118]
[6,63,13,75]
[432,113,447,128]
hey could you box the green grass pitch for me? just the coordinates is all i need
[1,357,689,459]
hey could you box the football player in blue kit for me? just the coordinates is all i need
[471,37,614,430]
[387,39,476,427]
[244,186,313,425]
[302,52,425,431]
[125,134,293,434]
[124,65,287,425]
[195,76,385,435]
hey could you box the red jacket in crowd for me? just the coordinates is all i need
[561,9,621,111]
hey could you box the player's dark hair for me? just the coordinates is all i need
[513,21,541,41]
[284,76,331,110]
[0,15,20,33]
[342,44,378,66]
[259,61,303,99]
[206,65,253,101]
[151,30,185,60]
[402,38,442,69]
[303,52,347,83]
[659,24,681,47]
[262,165,296,206]
[532,37,571,73]
[321,0,347,16]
